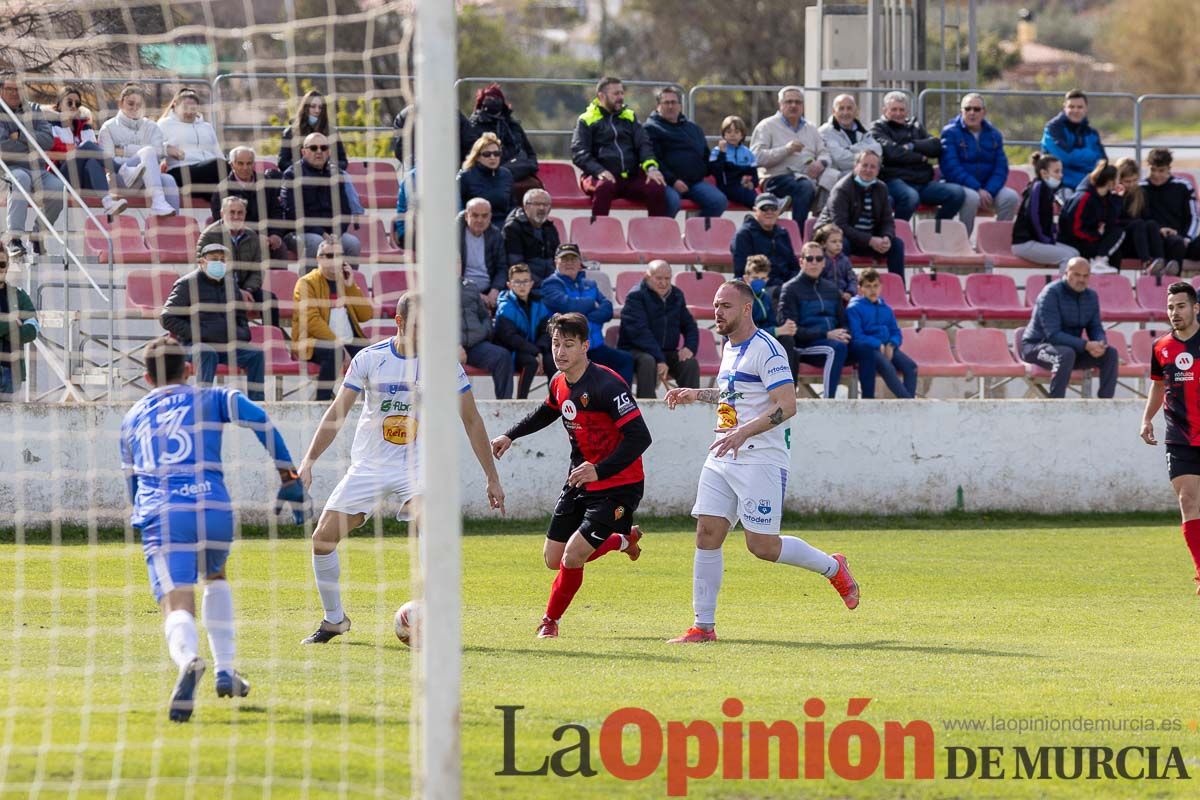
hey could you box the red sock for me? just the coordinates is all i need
[1182,520,1200,576]
[545,565,584,620]
[585,533,623,563]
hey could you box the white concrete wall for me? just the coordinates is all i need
[0,399,1173,528]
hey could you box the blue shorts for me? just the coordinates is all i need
[139,508,234,602]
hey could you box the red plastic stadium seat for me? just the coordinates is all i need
[776,218,803,254]
[1024,274,1054,307]
[350,269,370,299]
[1131,328,1164,370]
[879,271,921,320]
[696,327,723,378]
[360,319,394,344]
[892,219,933,267]
[604,324,619,349]
[803,217,817,242]
[250,325,318,377]
[902,327,969,377]
[84,216,153,264]
[964,273,1029,322]
[1135,274,1172,322]
[548,215,567,243]
[684,217,736,267]
[1100,329,1145,379]
[359,218,407,263]
[365,162,400,208]
[672,270,725,320]
[539,161,591,209]
[125,269,180,318]
[569,217,639,264]
[914,219,986,269]
[1005,168,1031,196]
[262,269,299,320]
[371,269,411,318]
[615,270,644,305]
[1090,274,1152,323]
[955,328,1025,378]
[627,217,697,264]
[145,216,201,264]
[975,220,1041,269]
[908,272,975,322]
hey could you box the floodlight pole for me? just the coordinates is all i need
[414,0,462,798]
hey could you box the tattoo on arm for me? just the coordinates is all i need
[696,388,720,404]
[768,407,784,426]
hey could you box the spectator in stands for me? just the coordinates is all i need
[750,86,834,225]
[846,268,917,399]
[98,83,180,219]
[1020,256,1117,399]
[198,196,284,334]
[540,243,633,383]
[709,115,758,209]
[393,164,415,248]
[458,132,513,226]
[811,223,857,303]
[277,89,364,217]
[742,254,798,378]
[618,260,700,399]
[815,150,907,282]
[460,263,514,400]
[47,86,126,218]
[1057,160,1123,273]
[731,193,799,286]
[938,93,1020,233]
[1,76,66,260]
[779,240,876,399]
[493,263,552,399]
[458,197,506,309]
[160,242,265,401]
[871,91,965,223]
[211,146,288,262]
[462,83,541,206]
[292,238,372,401]
[1012,152,1080,271]
[644,85,727,219]
[280,132,362,265]
[158,88,226,199]
[1142,148,1200,267]
[502,188,559,285]
[1115,157,1171,276]
[1041,89,1107,198]
[570,76,669,218]
[819,94,881,176]
[0,250,39,400]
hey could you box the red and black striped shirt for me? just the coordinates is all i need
[1151,330,1200,445]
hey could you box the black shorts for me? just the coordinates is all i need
[546,481,643,549]
[1167,444,1200,480]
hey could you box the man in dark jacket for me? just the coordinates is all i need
[540,243,633,383]
[1041,89,1107,196]
[1020,257,1117,398]
[458,199,507,308]
[731,193,799,286]
[1142,148,1200,264]
[460,273,514,399]
[279,133,361,264]
[618,260,700,398]
[463,83,542,206]
[870,91,965,222]
[0,250,39,399]
[198,196,286,335]
[210,146,288,261]
[570,76,669,218]
[502,189,560,285]
[815,151,907,282]
[779,241,876,399]
[644,86,727,218]
[160,242,265,400]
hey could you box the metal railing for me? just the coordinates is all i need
[212,72,404,139]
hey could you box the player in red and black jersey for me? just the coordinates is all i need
[1142,280,1200,591]
[492,312,652,638]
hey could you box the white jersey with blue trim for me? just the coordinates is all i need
[710,328,793,468]
[341,340,471,471]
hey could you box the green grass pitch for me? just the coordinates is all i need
[2,513,1199,799]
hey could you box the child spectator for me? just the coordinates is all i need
[811,222,857,303]
[742,254,798,378]
[1011,152,1080,271]
[846,268,917,399]
[709,115,758,208]
[493,263,551,399]
[1141,147,1200,267]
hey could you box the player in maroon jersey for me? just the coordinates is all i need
[1141,280,1200,592]
[491,312,652,638]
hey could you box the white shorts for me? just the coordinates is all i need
[324,464,419,520]
[691,459,788,534]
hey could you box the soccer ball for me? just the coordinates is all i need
[394,601,420,647]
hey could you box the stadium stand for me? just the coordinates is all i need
[964,274,1029,323]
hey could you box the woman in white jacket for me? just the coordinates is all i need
[157,88,226,199]
[97,84,179,217]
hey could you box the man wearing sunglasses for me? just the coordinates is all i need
[939,93,1020,234]
[0,251,40,400]
[279,132,361,267]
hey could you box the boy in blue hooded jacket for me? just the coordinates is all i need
[845,268,918,398]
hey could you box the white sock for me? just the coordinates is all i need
[693,548,724,626]
[618,534,629,552]
[201,580,235,674]
[163,609,198,670]
[776,536,838,577]
[312,551,345,623]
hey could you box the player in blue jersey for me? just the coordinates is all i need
[119,335,308,722]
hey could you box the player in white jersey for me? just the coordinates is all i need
[297,291,506,644]
[664,280,859,643]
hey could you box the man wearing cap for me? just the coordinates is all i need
[160,242,266,400]
[814,150,907,282]
[731,193,800,288]
[540,243,634,384]
[198,195,286,335]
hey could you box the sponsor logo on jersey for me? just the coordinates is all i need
[382,414,418,445]
[386,383,403,395]
[1176,352,1194,371]
[380,399,411,413]
[719,390,744,402]
[757,498,772,515]
[742,498,756,514]
[717,402,738,429]
[580,392,589,408]
[613,505,624,520]
[615,392,635,415]
[561,399,578,420]
[173,480,213,497]
[766,363,791,376]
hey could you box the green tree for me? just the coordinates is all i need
[1101,0,1200,95]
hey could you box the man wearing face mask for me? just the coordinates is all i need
[464,83,542,207]
[160,242,266,401]
[815,150,906,283]
[198,196,286,336]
